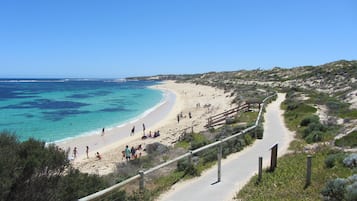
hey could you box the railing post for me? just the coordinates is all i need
[258,156,263,183]
[139,170,144,192]
[217,140,223,182]
[188,150,193,165]
[270,144,278,172]
[305,155,312,188]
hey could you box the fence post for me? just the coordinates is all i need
[217,140,223,182]
[258,156,263,183]
[305,155,312,188]
[270,144,278,172]
[139,170,144,192]
[188,150,193,165]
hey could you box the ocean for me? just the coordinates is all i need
[0,79,163,142]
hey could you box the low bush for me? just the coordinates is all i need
[305,131,323,143]
[335,131,357,148]
[300,115,320,126]
[321,174,357,201]
[343,153,357,169]
[177,159,199,176]
[244,134,253,145]
[325,153,345,168]
[321,178,347,201]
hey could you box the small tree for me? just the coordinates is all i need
[0,132,109,201]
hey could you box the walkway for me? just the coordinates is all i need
[157,93,294,201]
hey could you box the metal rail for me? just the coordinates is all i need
[78,93,276,201]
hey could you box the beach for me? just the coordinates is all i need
[56,81,235,175]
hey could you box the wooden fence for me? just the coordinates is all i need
[78,94,276,201]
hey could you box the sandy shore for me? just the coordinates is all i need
[56,81,234,175]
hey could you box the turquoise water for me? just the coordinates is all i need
[0,79,163,142]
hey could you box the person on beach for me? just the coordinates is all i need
[154,130,160,138]
[96,152,101,160]
[130,126,135,136]
[73,147,77,159]
[177,114,180,123]
[121,151,125,160]
[189,112,192,119]
[142,123,146,134]
[101,127,105,136]
[131,146,137,159]
[125,145,131,161]
[86,146,89,159]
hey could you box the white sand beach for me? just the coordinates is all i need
[56,81,235,175]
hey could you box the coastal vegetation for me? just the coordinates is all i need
[235,148,356,200]
[1,60,356,200]
[0,132,108,201]
[233,61,357,200]
[99,107,264,200]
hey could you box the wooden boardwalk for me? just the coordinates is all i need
[205,102,260,128]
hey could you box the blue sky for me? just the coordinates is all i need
[0,0,356,78]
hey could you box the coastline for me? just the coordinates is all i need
[55,81,176,160]
[66,80,235,175]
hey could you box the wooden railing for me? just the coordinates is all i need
[78,94,276,201]
[205,103,250,128]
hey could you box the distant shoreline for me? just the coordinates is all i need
[71,80,235,175]
[54,81,176,159]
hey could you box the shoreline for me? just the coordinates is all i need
[67,81,235,175]
[55,81,176,160]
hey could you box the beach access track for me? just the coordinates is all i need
[79,93,293,201]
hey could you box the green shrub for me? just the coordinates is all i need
[300,115,320,126]
[176,159,199,177]
[325,153,345,168]
[286,102,299,111]
[303,122,326,136]
[343,153,357,169]
[325,155,337,168]
[321,175,357,201]
[244,134,253,145]
[335,131,357,148]
[0,132,109,201]
[345,176,357,201]
[201,149,217,164]
[127,189,153,201]
[191,137,209,150]
[305,131,323,143]
[321,178,347,201]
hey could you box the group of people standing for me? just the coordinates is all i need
[123,144,142,161]
[177,111,192,123]
[71,145,101,160]
[130,123,146,136]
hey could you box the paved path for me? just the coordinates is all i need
[157,93,294,201]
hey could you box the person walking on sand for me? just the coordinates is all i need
[125,145,131,161]
[131,146,137,159]
[101,127,105,136]
[86,146,89,159]
[131,126,135,136]
[142,123,146,135]
[95,152,101,160]
[73,147,77,159]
